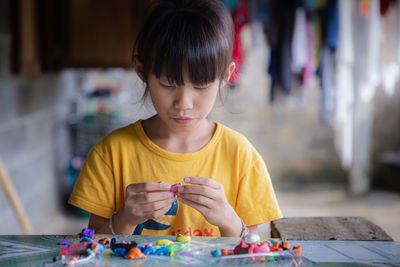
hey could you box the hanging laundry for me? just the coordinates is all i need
[316,0,338,123]
[302,20,316,87]
[266,1,301,102]
[291,7,308,75]
[380,0,400,96]
[320,45,335,124]
[335,0,355,168]
[230,0,249,87]
[360,0,381,103]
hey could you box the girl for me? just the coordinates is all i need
[69,0,282,237]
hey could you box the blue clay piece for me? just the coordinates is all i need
[211,250,222,257]
[143,246,154,255]
[114,247,126,256]
[154,246,170,255]
[80,237,93,243]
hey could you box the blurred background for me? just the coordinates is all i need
[0,0,399,241]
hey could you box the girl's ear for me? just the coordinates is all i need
[222,62,236,87]
[133,56,145,81]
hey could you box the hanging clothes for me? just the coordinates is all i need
[230,0,249,86]
[360,0,381,103]
[291,7,308,75]
[316,0,338,123]
[266,1,301,102]
[302,20,316,87]
[335,0,355,168]
[380,0,400,96]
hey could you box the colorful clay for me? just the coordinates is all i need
[211,249,222,257]
[221,248,228,256]
[243,233,260,244]
[98,237,111,245]
[156,239,174,246]
[78,228,95,239]
[170,183,182,196]
[154,246,170,256]
[292,245,302,257]
[80,236,93,243]
[110,238,137,252]
[176,234,191,242]
[213,234,299,258]
[126,247,146,259]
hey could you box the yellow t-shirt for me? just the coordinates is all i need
[68,120,282,236]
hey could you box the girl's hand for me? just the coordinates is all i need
[118,182,176,229]
[177,177,242,236]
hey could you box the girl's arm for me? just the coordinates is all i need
[88,212,138,235]
[248,224,259,234]
[88,214,110,233]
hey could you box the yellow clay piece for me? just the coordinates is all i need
[176,234,191,242]
[156,239,174,246]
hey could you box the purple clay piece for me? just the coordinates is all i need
[179,251,195,258]
[79,228,95,239]
[282,253,292,260]
[58,240,70,246]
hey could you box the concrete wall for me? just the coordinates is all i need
[0,74,66,233]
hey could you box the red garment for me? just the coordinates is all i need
[231,0,248,85]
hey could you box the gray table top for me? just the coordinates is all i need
[0,235,399,266]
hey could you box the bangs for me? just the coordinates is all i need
[135,1,233,86]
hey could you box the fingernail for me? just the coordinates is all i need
[178,186,184,193]
[168,192,174,198]
[184,177,190,183]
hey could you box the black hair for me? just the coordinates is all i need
[133,0,234,96]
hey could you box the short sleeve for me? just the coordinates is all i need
[68,148,115,219]
[235,153,283,226]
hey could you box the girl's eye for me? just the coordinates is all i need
[160,82,176,88]
[194,85,210,90]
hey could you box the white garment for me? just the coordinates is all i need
[291,7,308,74]
[360,0,381,103]
[335,0,355,168]
[380,1,400,96]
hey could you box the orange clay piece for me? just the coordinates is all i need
[68,256,78,264]
[292,245,302,257]
[273,242,280,249]
[126,247,146,259]
[282,241,290,249]
[221,249,228,256]
[98,237,111,245]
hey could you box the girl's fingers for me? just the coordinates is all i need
[133,191,175,203]
[177,185,218,199]
[150,204,171,219]
[183,177,220,190]
[127,182,171,193]
[177,196,209,216]
[178,193,214,207]
[139,198,175,213]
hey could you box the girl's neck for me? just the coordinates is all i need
[141,115,216,153]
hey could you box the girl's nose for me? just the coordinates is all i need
[173,88,193,110]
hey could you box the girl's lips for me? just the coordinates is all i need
[174,118,193,125]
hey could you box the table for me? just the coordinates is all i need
[0,235,399,266]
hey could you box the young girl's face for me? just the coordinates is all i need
[147,72,222,128]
